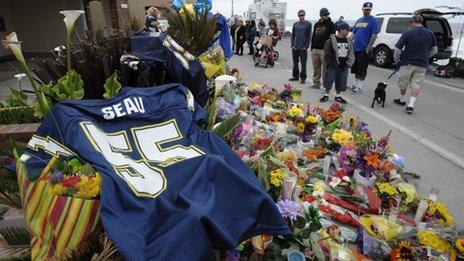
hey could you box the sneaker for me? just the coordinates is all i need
[393,98,406,106]
[300,79,306,84]
[311,84,320,89]
[335,96,347,104]
[319,95,329,103]
[289,77,299,81]
[405,106,414,114]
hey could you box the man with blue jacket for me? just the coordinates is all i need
[289,10,312,84]
[350,2,380,93]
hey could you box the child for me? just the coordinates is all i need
[319,22,354,104]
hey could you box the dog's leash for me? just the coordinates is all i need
[386,66,401,82]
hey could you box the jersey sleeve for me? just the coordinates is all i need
[21,105,77,181]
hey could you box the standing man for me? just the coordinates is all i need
[393,15,437,114]
[289,10,312,84]
[319,22,354,104]
[350,2,380,94]
[310,8,336,89]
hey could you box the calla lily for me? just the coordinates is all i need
[60,10,85,32]
[2,32,25,64]
[2,32,52,116]
[59,10,84,71]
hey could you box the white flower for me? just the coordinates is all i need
[59,10,85,32]
[2,32,25,63]
[14,73,26,81]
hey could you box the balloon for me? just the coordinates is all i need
[172,0,184,11]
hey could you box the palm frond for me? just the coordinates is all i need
[0,168,21,209]
[0,227,29,246]
[0,246,31,261]
[0,139,28,158]
[164,8,218,57]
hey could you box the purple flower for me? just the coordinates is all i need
[276,200,301,221]
[48,171,64,184]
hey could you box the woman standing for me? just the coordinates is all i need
[247,20,257,55]
[234,19,246,55]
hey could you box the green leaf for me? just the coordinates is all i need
[268,155,286,167]
[5,88,28,107]
[103,72,122,100]
[310,232,325,261]
[206,98,217,131]
[51,70,84,101]
[212,114,242,138]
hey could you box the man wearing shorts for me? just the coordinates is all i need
[393,15,437,114]
[350,2,380,94]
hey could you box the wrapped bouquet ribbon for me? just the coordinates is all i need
[16,155,101,260]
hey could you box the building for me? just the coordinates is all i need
[0,0,174,58]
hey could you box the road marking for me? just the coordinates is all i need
[342,96,464,170]
[375,67,464,94]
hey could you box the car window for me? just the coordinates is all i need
[376,18,384,29]
[386,18,410,34]
[425,20,444,34]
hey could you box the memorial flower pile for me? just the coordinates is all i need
[214,79,461,260]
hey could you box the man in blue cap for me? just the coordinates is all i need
[310,7,336,90]
[289,10,312,84]
[350,2,380,93]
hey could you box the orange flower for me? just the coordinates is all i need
[364,153,380,169]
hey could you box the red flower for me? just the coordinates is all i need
[61,176,81,187]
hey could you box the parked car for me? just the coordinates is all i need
[372,9,459,67]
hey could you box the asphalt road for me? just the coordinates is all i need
[229,38,464,224]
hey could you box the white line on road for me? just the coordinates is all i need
[342,96,464,170]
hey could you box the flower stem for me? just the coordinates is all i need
[66,30,72,72]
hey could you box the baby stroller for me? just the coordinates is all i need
[253,36,278,68]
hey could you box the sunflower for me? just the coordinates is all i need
[391,241,414,261]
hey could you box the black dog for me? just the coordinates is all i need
[371,82,387,108]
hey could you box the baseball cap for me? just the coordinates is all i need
[320,8,330,16]
[337,22,350,31]
[362,2,373,9]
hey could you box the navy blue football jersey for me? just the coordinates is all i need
[21,84,290,260]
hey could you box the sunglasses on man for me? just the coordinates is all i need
[298,14,305,17]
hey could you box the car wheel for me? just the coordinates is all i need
[374,46,391,67]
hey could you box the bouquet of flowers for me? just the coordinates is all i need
[423,201,454,227]
[47,158,101,199]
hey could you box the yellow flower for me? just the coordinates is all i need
[418,230,452,253]
[296,122,305,133]
[51,184,67,196]
[269,169,284,187]
[376,182,398,197]
[455,238,464,253]
[288,107,303,118]
[305,115,318,124]
[331,129,353,146]
[76,173,102,199]
[313,181,325,192]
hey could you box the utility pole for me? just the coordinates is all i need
[231,0,234,17]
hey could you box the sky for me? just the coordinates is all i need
[211,0,464,23]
